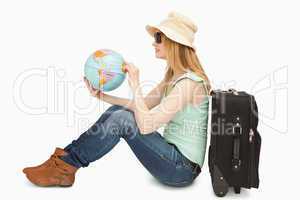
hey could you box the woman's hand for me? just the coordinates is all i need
[83,77,103,99]
[124,62,140,92]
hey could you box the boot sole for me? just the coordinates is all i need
[25,174,74,187]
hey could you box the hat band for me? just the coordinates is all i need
[160,19,195,39]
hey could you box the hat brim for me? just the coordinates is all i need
[145,25,161,37]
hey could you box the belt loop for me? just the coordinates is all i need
[190,161,201,174]
[194,164,201,174]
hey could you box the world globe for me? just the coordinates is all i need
[84,49,127,92]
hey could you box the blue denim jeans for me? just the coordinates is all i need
[60,105,201,187]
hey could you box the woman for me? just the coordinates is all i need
[23,11,212,188]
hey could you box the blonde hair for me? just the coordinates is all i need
[161,34,212,95]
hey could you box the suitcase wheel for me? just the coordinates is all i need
[234,187,241,194]
[212,166,229,197]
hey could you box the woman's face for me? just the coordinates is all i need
[152,32,166,59]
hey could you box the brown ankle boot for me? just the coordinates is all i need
[23,148,67,174]
[23,148,78,187]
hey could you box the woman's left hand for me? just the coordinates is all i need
[83,77,104,99]
[124,62,140,92]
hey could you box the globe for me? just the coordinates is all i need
[84,49,127,92]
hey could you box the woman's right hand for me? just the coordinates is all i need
[84,77,103,99]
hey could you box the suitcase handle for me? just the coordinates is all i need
[212,88,239,95]
[232,122,242,172]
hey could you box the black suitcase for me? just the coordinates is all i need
[208,89,261,197]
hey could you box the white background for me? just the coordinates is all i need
[0,0,298,199]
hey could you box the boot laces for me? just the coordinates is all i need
[48,153,70,173]
[47,154,59,167]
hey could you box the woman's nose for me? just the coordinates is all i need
[152,42,157,47]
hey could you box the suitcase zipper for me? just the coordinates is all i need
[248,128,256,187]
[249,128,254,143]
[248,95,255,187]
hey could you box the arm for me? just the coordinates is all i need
[140,79,167,109]
[98,94,134,110]
[133,79,207,134]
[96,79,167,111]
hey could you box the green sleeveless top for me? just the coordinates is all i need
[162,69,210,167]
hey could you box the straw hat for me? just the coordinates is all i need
[146,11,198,51]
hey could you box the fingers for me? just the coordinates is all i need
[83,76,88,84]
[84,77,92,89]
[83,77,101,97]
[124,64,130,72]
[84,77,91,87]
[84,77,91,90]
[124,63,136,74]
[91,89,99,97]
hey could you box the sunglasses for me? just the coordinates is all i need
[154,32,162,44]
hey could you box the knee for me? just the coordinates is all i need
[108,110,139,138]
[110,109,135,121]
[105,105,133,116]
[106,105,125,113]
